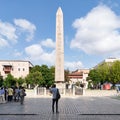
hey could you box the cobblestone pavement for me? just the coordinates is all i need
[0,95,120,120]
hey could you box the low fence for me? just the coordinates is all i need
[36,87,84,96]
[83,89,117,96]
[35,87,117,97]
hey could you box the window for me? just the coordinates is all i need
[18,68,20,71]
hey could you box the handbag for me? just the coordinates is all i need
[56,89,61,99]
[24,92,26,96]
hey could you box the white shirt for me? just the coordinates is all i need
[0,89,5,95]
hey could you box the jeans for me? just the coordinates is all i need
[52,98,58,113]
[20,96,24,104]
[8,95,13,102]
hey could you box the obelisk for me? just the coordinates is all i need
[55,7,64,83]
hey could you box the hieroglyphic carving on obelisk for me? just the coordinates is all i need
[55,7,64,82]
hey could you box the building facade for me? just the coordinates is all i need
[0,60,33,78]
[68,69,89,89]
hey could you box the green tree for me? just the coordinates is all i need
[16,77,25,86]
[25,65,55,88]
[40,65,54,87]
[3,74,16,87]
[49,66,55,84]
[30,65,41,73]
[88,69,101,86]
[64,69,70,83]
[97,63,110,84]
[88,61,120,89]
[25,71,43,87]
[0,75,3,87]
[109,61,120,86]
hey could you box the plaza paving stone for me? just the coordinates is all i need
[0,93,120,120]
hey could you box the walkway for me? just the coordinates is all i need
[0,91,120,120]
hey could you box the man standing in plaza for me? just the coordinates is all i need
[19,86,26,105]
[50,84,60,113]
[7,87,13,102]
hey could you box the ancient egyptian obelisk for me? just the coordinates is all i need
[55,7,64,83]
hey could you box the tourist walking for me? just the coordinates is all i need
[14,86,20,102]
[0,87,5,103]
[7,87,13,102]
[50,84,61,113]
[19,86,26,105]
[4,87,7,101]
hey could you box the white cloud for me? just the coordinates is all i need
[65,61,83,70]
[14,19,36,41]
[25,44,55,65]
[25,44,43,57]
[40,50,55,64]
[0,19,36,48]
[41,38,55,48]
[0,36,9,47]
[25,43,83,69]
[0,20,17,45]
[70,5,120,55]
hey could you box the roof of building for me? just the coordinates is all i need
[0,60,34,67]
[68,71,83,79]
[69,72,83,76]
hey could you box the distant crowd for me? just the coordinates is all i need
[0,86,26,104]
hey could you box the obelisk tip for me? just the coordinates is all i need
[57,7,63,14]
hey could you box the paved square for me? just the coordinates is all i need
[0,95,120,120]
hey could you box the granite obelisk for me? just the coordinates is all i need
[55,7,64,83]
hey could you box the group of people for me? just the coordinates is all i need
[0,86,26,104]
[0,84,61,113]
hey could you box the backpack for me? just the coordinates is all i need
[20,89,26,96]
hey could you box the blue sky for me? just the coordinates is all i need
[0,0,120,70]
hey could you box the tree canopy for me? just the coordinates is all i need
[3,74,16,87]
[88,61,120,88]
[25,65,54,87]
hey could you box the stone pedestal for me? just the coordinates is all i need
[56,82,66,95]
